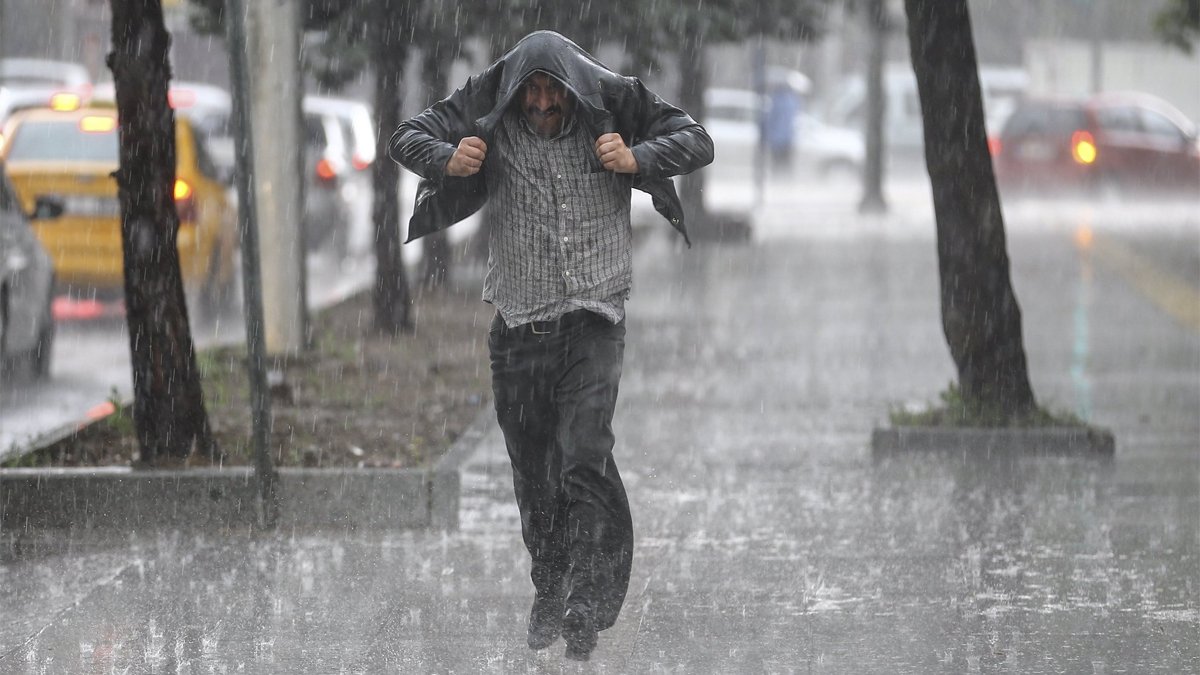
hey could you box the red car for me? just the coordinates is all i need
[993,92,1200,198]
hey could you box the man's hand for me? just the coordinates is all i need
[595,133,639,174]
[445,136,488,177]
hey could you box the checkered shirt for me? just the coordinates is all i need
[482,111,634,328]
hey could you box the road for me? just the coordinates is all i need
[1,174,1194,462]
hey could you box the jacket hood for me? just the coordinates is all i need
[480,31,617,131]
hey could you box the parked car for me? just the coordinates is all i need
[0,106,238,308]
[992,92,1200,197]
[96,82,353,256]
[93,80,235,181]
[302,108,354,257]
[304,95,374,256]
[0,160,58,382]
[303,95,376,171]
[704,87,864,180]
[0,58,93,122]
[823,63,1029,167]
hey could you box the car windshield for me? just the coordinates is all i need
[6,119,118,162]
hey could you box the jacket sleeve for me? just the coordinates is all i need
[623,78,715,181]
[388,65,501,182]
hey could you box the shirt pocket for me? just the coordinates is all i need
[570,171,631,222]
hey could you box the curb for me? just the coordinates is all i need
[0,407,494,536]
[870,426,1116,459]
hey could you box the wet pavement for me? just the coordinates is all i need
[1,187,1197,673]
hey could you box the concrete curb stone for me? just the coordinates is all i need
[0,407,495,536]
[871,425,1116,459]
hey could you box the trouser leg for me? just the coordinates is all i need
[488,312,633,632]
[489,320,570,601]
[556,315,631,631]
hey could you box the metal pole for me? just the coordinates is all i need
[224,0,277,528]
[753,39,767,209]
[1089,0,1104,94]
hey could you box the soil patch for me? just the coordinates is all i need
[5,285,494,470]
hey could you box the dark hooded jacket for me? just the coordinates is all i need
[388,31,714,246]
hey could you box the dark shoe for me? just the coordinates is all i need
[561,608,597,662]
[527,594,563,650]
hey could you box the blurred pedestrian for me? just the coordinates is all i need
[389,31,712,662]
[764,82,802,173]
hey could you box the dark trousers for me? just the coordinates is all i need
[488,309,633,630]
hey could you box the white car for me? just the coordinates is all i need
[704,87,865,181]
[303,95,377,256]
[303,95,376,171]
[0,59,94,124]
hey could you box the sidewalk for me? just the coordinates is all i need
[1,190,1197,673]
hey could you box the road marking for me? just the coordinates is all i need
[1089,233,1200,334]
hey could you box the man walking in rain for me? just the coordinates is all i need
[390,30,712,661]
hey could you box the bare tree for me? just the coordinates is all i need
[904,0,1037,418]
[368,0,413,334]
[108,0,217,461]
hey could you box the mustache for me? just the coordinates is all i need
[526,105,562,117]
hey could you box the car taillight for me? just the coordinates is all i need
[987,135,1001,157]
[174,178,196,222]
[1071,130,1097,165]
[315,157,337,182]
[352,154,371,171]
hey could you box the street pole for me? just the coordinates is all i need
[1089,0,1105,94]
[859,0,889,215]
[246,0,307,357]
[224,0,277,528]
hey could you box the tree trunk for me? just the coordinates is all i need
[369,0,411,334]
[904,0,1037,417]
[108,0,217,461]
[420,44,451,290]
[677,21,711,236]
[859,0,888,214]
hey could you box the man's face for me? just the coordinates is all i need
[521,72,571,137]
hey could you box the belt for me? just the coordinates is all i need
[511,309,591,335]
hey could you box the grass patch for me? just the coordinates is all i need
[889,382,1087,429]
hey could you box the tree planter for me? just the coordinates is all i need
[871,425,1115,460]
[0,409,490,537]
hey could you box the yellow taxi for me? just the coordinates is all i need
[0,105,237,306]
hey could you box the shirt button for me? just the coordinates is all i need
[561,204,567,210]
[556,174,562,179]
[562,236,569,242]
[564,270,572,277]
